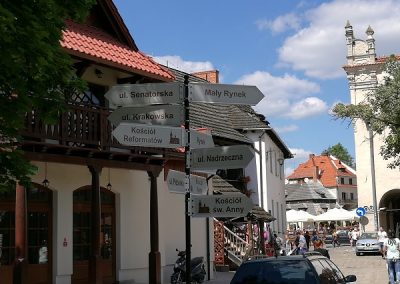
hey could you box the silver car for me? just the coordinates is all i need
[355,232,380,256]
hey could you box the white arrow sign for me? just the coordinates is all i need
[189,194,253,218]
[190,130,214,149]
[189,83,264,105]
[190,145,255,170]
[112,123,184,148]
[167,170,208,195]
[105,83,183,109]
[107,105,184,126]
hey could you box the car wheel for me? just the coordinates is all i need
[356,252,360,256]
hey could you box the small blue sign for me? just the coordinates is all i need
[356,207,366,217]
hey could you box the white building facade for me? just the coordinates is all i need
[244,128,292,237]
[344,22,400,231]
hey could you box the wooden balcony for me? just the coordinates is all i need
[20,103,176,169]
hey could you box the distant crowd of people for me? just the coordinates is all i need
[273,226,400,284]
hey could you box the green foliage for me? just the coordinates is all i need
[321,143,354,168]
[332,55,400,168]
[0,0,95,190]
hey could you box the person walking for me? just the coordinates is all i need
[378,226,388,258]
[383,229,400,284]
[350,227,360,248]
[332,230,340,247]
[314,239,330,259]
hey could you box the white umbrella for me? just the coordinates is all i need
[314,207,358,222]
[286,209,315,222]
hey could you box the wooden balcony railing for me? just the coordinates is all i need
[22,104,121,151]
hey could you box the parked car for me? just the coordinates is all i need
[230,253,357,284]
[324,234,333,245]
[336,230,351,245]
[355,232,380,256]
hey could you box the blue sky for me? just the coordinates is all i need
[113,0,400,175]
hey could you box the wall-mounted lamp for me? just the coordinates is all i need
[42,162,49,187]
[94,68,103,79]
[106,168,112,191]
[277,158,284,166]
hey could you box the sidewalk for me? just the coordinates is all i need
[206,271,234,283]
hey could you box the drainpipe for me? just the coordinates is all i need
[205,174,215,281]
[258,131,267,253]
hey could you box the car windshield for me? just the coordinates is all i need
[360,233,378,239]
[231,259,318,284]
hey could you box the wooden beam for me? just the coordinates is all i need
[148,171,161,284]
[24,152,163,173]
[88,165,102,284]
[14,183,28,284]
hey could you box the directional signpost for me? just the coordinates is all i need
[107,105,184,126]
[105,82,183,108]
[190,129,214,149]
[167,170,208,195]
[189,83,264,105]
[189,194,253,218]
[112,123,184,148]
[107,79,264,284]
[190,145,255,171]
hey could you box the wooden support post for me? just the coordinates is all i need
[148,170,161,284]
[88,165,102,284]
[14,183,27,284]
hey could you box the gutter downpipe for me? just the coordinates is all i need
[259,131,267,254]
[205,174,215,281]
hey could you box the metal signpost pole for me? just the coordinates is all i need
[184,75,192,284]
[368,123,379,231]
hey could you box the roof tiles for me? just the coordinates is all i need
[287,154,356,188]
[61,20,174,81]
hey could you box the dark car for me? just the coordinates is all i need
[336,230,351,245]
[230,253,357,284]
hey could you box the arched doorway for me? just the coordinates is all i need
[0,184,52,284]
[379,189,400,235]
[72,186,115,284]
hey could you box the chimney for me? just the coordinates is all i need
[191,70,219,83]
[313,166,319,182]
[309,154,315,159]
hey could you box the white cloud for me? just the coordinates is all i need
[152,55,214,73]
[234,71,322,119]
[285,97,329,119]
[276,0,400,79]
[274,124,299,133]
[285,147,314,176]
[289,147,313,160]
[256,13,301,34]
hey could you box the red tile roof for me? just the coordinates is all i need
[287,154,356,188]
[60,20,174,82]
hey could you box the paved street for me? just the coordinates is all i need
[206,244,388,283]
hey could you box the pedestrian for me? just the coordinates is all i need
[273,233,284,256]
[378,226,388,259]
[350,227,360,247]
[383,229,400,284]
[314,239,330,259]
[332,230,340,247]
[311,230,318,247]
[305,231,311,250]
[294,231,307,254]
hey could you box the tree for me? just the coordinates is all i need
[0,0,95,191]
[321,143,355,168]
[333,55,400,169]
